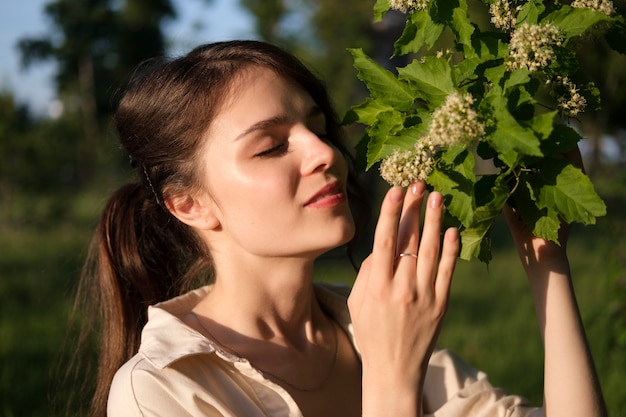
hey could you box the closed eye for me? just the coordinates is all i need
[255,142,289,158]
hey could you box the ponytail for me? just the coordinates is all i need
[80,182,210,417]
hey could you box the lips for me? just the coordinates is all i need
[304,181,346,207]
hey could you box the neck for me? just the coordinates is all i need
[195,255,327,349]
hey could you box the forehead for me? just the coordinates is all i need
[209,67,315,134]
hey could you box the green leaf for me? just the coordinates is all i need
[516,1,546,26]
[453,56,481,85]
[484,64,507,89]
[373,0,390,22]
[511,176,560,243]
[367,126,429,170]
[544,6,613,39]
[440,144,471,167]
[450,0,475,52]
[397,57,456,107]
[430,169,475,228]
[503,69,532,92]
[393,125,430,148]
[540,124,582,156]
[459,174,509,261]
[344,98,396,126]
[531,158,607,224]
[532,207,562,242]
[365,109,406,168]
[523,111,557,141]
[470,32,509,61]
[429,149,476,227]
[485,95,543,166]
[394,11,444,55]
[349,48,415,111]
[460,215,492,261]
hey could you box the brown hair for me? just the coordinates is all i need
[76,40,365,417]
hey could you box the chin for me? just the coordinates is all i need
[329,221,356,249]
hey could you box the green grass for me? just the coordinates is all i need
[2,176,625,416]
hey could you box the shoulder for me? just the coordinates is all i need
[107,355,154,417]
[108,353,225,417]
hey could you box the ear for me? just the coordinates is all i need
[165,192,220,230]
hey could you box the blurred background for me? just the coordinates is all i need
[1,0,625,416]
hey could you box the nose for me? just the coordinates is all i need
[299,126,338,175]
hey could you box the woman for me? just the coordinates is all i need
[80,40,606,416]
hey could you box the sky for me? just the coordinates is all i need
[0,0,256,116]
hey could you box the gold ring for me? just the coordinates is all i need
[398,252,418,259]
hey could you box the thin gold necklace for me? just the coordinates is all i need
[189,312,339,392]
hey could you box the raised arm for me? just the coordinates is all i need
[504,204,607,417]
[348,181,459,416]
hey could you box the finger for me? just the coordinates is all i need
[369,186,405,284]
[416,191,444,293]
[394,182,426,284]
[434,227,459,306]
[396,181,426,257]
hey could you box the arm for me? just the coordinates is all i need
[348,181,460,416]
[504,206,607,417]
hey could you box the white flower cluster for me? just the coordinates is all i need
[549,76,587,117]
[388,0,429,14]
[379,140,435,187]
[428,92,485,147]
[571,0,615,16]
[489,0,518,31]
[507,23,563,72]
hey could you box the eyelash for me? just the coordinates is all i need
[253,132,330,158]
[255,142,289,158]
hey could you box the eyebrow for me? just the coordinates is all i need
[234,115,290,141]
[233,105,324,141]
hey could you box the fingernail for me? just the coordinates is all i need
[411,181,425,196]
[430,192,442,208]
[389,186,404,202]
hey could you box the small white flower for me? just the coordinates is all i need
[428,92,485,147]
[379,140,435,187]
[388,0,429,14]
[550,75,587,117]
[571,0,614,16]
[507,23,563,72]
[490,0,517,31]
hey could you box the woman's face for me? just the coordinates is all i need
[197,67,355,260]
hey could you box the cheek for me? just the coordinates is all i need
[208,162,295,220]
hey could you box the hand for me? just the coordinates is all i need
[348,181,459,415]
[504,204,570,273]
[505,146,583,271]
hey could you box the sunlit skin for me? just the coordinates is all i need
[199,67,355,261]
[167,67,363,416]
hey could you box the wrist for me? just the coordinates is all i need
[361,369,423,416]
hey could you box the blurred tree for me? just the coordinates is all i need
[574,1,626,173]
[0,91,85,195]
[240,0,287,44]
[0,91,31,222]
[16,0,177,182]
[238,0,406,116]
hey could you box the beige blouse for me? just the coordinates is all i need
[108,284,543,417]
